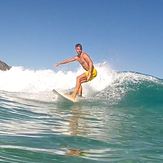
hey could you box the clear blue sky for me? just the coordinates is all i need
[0,0,163,78]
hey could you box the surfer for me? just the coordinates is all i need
[55,43,97,100]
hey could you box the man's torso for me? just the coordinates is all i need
[76,52,93,71]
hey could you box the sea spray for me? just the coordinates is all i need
[0,62,115,94]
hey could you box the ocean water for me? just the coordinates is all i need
[0,63,163,163]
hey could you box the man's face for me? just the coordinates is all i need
[75,46,82,55]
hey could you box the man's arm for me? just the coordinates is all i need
[55,56,77,67]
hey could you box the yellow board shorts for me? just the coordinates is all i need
[85,68,97,81]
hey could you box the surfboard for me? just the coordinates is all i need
[52,89,77,103]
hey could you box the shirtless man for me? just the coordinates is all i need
[55,43,97,100]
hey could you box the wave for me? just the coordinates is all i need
[96,71,163,106]
[0,62,162,106]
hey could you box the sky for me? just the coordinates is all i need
[0,0,163,78]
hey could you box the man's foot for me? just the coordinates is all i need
[65,94,76,100]
[69,91,73,95]
[78,94,82,97]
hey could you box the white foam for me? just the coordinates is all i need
[0,63,115,96]
[0,63,160,102]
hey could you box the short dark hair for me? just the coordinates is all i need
[75,43,82,50]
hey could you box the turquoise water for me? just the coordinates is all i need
[0,71,163,162]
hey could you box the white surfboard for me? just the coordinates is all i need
[53,89,77,103]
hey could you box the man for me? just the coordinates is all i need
[55,43,97,100]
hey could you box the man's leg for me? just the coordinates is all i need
[69,86,82,96]
[71,73,87,99]
[78,85,82,96]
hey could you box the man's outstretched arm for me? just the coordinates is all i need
[55,56,77,67]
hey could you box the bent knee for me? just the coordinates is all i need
[76,76,81,82]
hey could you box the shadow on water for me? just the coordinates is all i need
[48,100,123,161]
[49,102,89,157]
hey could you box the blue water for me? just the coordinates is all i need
[0,69,163,162]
